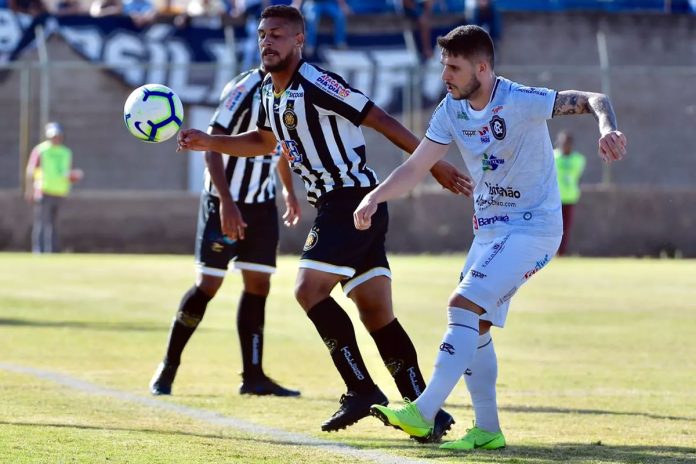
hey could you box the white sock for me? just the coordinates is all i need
[464,331,501,433]
[415,307,480,421]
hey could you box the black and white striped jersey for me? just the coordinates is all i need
[256,61,378,206]
[205,68,281,204]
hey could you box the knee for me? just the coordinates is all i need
[448,293,486,315]
[294,279,330,311]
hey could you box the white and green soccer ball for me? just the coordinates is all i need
[123,84,184,143]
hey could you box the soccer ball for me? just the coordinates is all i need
[123,84,184,143]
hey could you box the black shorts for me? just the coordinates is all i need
[299,187,391,294]
[194,191,279,276]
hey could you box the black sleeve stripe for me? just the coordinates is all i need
[356,100,374,127]
[425,135,450,146]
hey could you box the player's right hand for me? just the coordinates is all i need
[354,193,378,230]
[177,129,210,152]
[220,198,247,241]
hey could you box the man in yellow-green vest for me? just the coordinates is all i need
[554,131,585,256]
[25,122,83,253]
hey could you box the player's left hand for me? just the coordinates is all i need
[354,192,379,230]
[430,160,474,197]
[282,189,301,227]
[598,130,626,163]
[177,129,211,152]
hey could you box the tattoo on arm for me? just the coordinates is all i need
[552,90,618,133]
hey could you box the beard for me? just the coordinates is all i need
[262,52,294,73]
[450,74,481,101]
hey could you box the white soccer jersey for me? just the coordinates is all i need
[426,77,563,238]
[205,69,280,204]
[256,61,378,206]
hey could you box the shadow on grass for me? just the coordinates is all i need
[444,402,695,423]
[4,421,694,462]
[0,317,218,333]
[419,442,696,464]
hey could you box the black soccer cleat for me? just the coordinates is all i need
[239,376,301,397]
[411,408,455,444]
[321,388,389,432]
[149,362,179,396]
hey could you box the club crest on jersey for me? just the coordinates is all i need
[304,228,319,251]
[490,115,506,140]
[283,108,298,130]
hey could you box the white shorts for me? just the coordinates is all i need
[456,233,562,328]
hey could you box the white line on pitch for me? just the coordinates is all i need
[0,363,433,464]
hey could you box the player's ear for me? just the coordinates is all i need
[296,31,304,49]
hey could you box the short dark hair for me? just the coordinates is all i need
[437,25,495,67]
[260,5,305,33]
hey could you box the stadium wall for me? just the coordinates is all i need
[0,187,693,257]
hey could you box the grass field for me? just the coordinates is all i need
[1,253,695,464]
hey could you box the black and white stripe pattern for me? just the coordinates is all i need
[256,61,378,206]
[205,69,280,204]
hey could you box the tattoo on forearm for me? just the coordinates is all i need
[552,91,591,116]
[552,90,618,132]
[588,94,618,133]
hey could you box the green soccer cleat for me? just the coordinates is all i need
[439,425,506,451]
[370,400,434,438]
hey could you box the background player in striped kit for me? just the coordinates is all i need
[355,25,626,451]
[150,67,302,397]
[176,5,473,437]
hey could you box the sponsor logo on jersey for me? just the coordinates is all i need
[303,228,318,251]
[457,111,469,120]
[524,254,550,279]
[482,153,505,171]
[516,87,547,96]
[316,74,351,98]
[492,105,504,114]
[475,194,517,209]
[282,140,303,165]
[224,86,245,110]
[473,214,510,229]
[490,115,506,140]
[470,269,487,279]
[481,234,510,268]
[286,90,304,98]
[283,108,297,130]
[486,182,521,198]
[463,129,477,137]
[479,126,490,143]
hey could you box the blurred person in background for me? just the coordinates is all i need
[9,0,47,15]
[187,0,227,16]
[25,122,83,254]
[471,0,501,45]
[52,0,85,14]
[149,66,302,398]
[89,0,121,16]
[401,0,433,59]
[291,0,350,57]
[554,131,585,256]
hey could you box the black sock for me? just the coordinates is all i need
[163,285,212,366]
[307,297,376,394]
[370,318,427,400]
[237,291,266,381]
